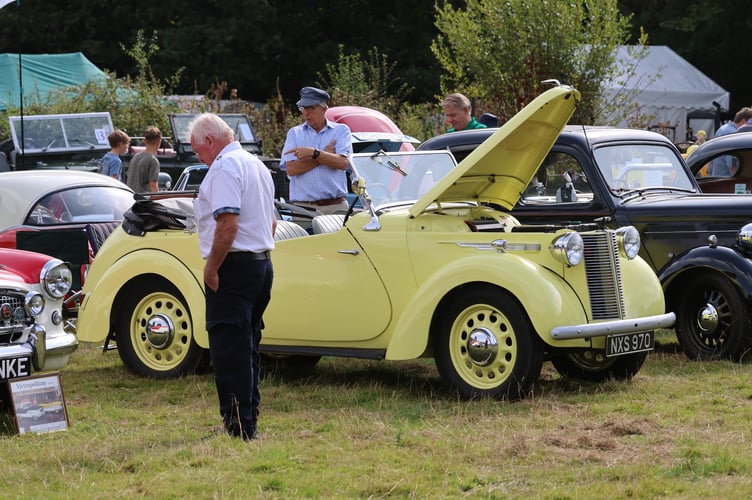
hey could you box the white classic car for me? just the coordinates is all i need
[0,247,74,385]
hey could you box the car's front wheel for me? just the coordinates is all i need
[675,273,751,361]
[433,286,543,400]
[550,350,648,382]
[116,280,206,378]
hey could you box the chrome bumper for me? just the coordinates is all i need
[550,312,676,340]
[0,325,78,370]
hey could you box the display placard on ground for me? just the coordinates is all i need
[5,373,69,435]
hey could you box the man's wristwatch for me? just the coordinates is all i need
[312,148,320,159]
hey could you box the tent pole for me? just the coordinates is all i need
[18,52,24,168]
[17,0,24,168]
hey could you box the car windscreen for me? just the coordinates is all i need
[593,144,695,194]
[26,186,135,225]
[170,115,257,144]
[350,151,456,206]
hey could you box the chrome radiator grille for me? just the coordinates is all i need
[582,233,625,320]
[0,289,31,342]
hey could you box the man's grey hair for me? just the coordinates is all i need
[188,113,234,144]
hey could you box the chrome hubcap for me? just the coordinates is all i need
[696,302,719,333]
[145,313,174,349]
[466,327,498,366]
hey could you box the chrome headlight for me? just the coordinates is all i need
[616,226,641,260]
[551,232,584,266]
[41,260,73,299]
[737,223,752,252]
[25,292,45,317]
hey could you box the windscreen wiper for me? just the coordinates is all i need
[371,149,407,176]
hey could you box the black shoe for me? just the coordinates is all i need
[202,426,226,440]
[224,419,257,440]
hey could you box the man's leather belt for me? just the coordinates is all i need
[291,196,345,206]
[227,250,271,260]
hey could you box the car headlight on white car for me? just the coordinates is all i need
[616,226,641,260]
[25,292,45,317]
[551,232,584,266]
[40,260,73,299]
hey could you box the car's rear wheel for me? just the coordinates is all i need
[550,350,648,382]
[675,273,751,361]
[116,280,205,378]
[433,286,543,400]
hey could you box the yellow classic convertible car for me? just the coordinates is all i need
[75,85,674,400]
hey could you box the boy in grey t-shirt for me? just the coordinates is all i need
[125,126,162,192]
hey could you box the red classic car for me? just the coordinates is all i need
[326,105,419,152]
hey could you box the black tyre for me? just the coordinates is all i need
[433,286,543,400]
[116,280,206,378]
[550,350,648,382]
[675,273,751,361]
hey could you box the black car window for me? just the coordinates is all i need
[700,154,740,178]
[593,144,694,193]
[519,151,592,206]
[28,186,134,225]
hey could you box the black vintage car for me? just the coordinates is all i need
[126,113,283,191]
[685,131,752,194]
[419,126,752,361]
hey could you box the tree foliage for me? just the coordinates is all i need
[1,0,749,151]
[318,45,412,118]
[432,0,636,124]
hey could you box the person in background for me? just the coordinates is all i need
[736,115,752,133]
[126,126,162,192]
[98,129,130,181]
[280,86,353,215]
[685,129,707,157]
[442,93,487,133]
[715,107,752,137]
[710,108,752,176]
[189,113,277,441]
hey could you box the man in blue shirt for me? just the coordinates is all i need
[715,107,752,137]
[280,86,353,215]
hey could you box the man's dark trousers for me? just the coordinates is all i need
[206,252,273,439]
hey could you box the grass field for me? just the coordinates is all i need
[2,330,752,499]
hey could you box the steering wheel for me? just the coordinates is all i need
[28,205,59,225]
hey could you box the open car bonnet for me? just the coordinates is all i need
[409,85,580,216]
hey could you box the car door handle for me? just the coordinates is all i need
[337,249,359,255]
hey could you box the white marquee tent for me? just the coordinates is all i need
[602,45,730,143]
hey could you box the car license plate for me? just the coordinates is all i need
[0,356,32,380]
[605,332,654,357]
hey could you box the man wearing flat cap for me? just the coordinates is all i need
[280,86,353,214]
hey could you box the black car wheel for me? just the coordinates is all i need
[433,286,543,400]
[116,280,206,378]
[550,350,648,382]
[675,273,751,361]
